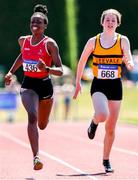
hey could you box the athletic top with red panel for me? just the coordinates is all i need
[21,35,53,78]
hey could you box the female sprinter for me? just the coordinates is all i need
[73,9,134,173]
[5,4,63,170]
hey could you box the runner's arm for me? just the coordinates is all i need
[121,36,134,71]
[73,38,95,99]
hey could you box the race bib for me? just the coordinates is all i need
[23,60,41,72]
[97,64,118,79]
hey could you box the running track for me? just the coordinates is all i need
[0,121,138,180]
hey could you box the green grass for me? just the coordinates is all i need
[67,82,138,125]
[79,82,138,125]
[50,81,138,125]
[120,84,138,124]
[0,82,137,125]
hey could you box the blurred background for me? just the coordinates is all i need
[0,0,138,124]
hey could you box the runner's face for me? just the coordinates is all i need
[30,15,47,35]
[102,14,118,32]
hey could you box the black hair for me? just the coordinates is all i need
[32,4,48,24]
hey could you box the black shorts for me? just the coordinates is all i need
[90,77,122,100]
[21,76,53,100]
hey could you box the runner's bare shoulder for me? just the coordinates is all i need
[18,35,31,47]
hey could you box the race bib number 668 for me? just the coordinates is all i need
[97,64,118,79]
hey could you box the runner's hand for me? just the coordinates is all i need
[73,83,82,99]
[123,55,134,71]
[37,59,46,71]
[4,72,13,86]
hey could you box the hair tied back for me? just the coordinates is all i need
[34,4,48,15]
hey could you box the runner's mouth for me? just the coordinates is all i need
[32,26,39,31]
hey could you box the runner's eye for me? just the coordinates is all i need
[31,20,43,24]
